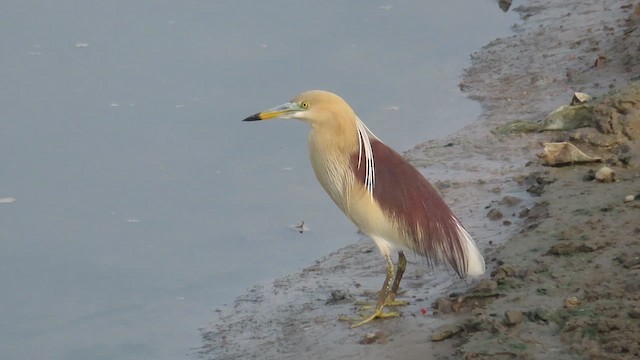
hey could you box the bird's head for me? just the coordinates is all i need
[242,90,356,130]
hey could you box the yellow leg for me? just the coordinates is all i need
[351,254,399,328]
[386,251,408,306]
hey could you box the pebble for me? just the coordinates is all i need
[628,308,640,319]
[359,331,386,345]
[624,194,635,203]
[595,166,615,182]
[492,264,517,279]
[434,298,453,314]
[325,290,353,305]
[564,296,580,309]
[431,324,463,341]
[500,195,523,207]
[487,208,503,220]
[504,310,524,325]
[474,279,498,292]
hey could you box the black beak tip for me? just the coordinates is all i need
[242,113,262,122]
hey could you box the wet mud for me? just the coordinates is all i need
[199,0,640,359]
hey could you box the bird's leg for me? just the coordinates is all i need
[385,251,409,306]
[351,254,399,328]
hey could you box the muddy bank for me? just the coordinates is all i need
[434,0,640,358]
[198,1,640,359]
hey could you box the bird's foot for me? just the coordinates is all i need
[349,309,399,328]
[385,299,409,306]
[355,299,409,309]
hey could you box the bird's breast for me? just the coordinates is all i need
[308,134,400,252]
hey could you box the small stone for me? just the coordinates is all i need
[474,279,498,292]
[434,298,453,314]
[431,325,463,341]
[527,307,553,322]
[325,290,353,305]
[487,208,503,220]
[500,195,523,207]
[624,195,635,203]
[359,331,386,345]
[504,310,523,326]
[594,166,615,183]
[546,242,595,255]
[628,308,640,319]
[518,208,530,218]
[583,169,596,181]
[492,264,517,279]
[616,252,640,269]
[564,296,580,309]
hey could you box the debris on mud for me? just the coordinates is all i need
[537,142,602,166]
[431,325,463,342]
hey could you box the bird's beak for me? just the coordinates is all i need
[242,102,302,121]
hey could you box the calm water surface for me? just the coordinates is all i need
[0,1,519,359]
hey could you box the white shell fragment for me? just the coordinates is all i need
[595,166,615,183]
[571,92,592,105]
[537,142,602,166]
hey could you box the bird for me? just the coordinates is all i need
[242,90,485,327]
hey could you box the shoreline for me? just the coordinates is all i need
[199,1,640,358]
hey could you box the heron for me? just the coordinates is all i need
[242,90,485,327]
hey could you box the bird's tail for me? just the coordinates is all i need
[455,223,485,277]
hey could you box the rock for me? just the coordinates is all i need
[546,242,596,255]
[487,208,503,220]
[498,0,512,12]
[595,166,615,182]
[492,264,518,280]
[325,290,353,305]
[434,297,453,314]
[624,194,635,202]
[500,195,522,207]
[359,331,387,345]
[537,142,602,166]
[537,104,596,131]
[628,308,640,319]
[583,169,596,181]
[504,310,524,326]
[431,324,463,341]
[546,243,574,256]
[564,296,580,309]
[616,252,640,269]
[523,172,555,196]
[526,307,554,322]
[474,279,498,292]
[570,127,627,148]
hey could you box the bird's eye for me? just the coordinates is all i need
[301,101,310,109]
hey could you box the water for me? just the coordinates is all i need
[0,1,519,359]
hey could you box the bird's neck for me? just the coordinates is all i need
[307,120,359,211]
